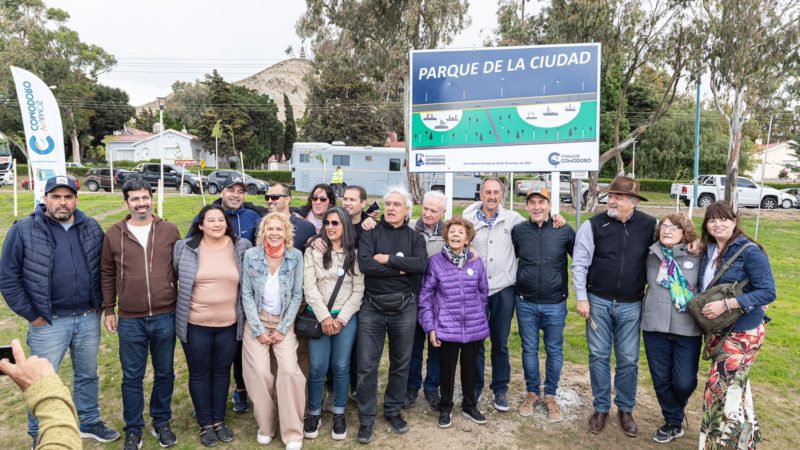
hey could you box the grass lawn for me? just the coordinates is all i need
[0,190,797,449]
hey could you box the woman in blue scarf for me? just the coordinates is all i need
[640,213,702,444]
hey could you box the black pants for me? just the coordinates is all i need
[439,340,481,413]
[233,340,245,391]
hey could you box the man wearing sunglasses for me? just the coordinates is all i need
[265,182,316,252]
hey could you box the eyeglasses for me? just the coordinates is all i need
[323,219,340,227]
[658,224,681,231]
[312,196,329,202]
[266,194,288,201]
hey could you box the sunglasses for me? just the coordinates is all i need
[312,196,329,202]
[266,194,288,201]
[323,220,341,227]
[658,224,681,231]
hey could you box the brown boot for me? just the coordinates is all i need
[617,410,637,437]
[518,392,540,417]
[544,395,563,422]
[588,412,608,434]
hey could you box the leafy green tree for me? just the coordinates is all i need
[231,85,283,167]
[698,0,800,210]
[196,71,252,167]
[283,92,297,160]
[0,0,116,164]
[169,80,209,133]
[88,84,135,147]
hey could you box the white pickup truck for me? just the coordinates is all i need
[671,175,795,209]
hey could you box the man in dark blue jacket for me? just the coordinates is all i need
[187,174,263,413]
[512,186,575,422]
[0,176,120,447]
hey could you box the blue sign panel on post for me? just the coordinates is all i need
[409,44,601,173]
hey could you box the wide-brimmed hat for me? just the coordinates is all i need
[600,176,648,201]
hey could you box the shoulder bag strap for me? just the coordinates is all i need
[707,242,756,287]
[326,272,346,312]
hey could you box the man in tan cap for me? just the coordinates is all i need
[571,176,655,438]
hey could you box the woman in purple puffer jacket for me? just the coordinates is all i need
[418,216,490,430]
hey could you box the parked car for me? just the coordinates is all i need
[205,170,268,195]
[21,174,80,191]
[116,163,205,194]
[84,168,131,192]
[780,188,800,208]
[515,173,608,204]
[671,175,795,209]
[65,162,86,169]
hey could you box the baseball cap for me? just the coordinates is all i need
[44,175,78,195]
[222,174,246,190]
[526,186,550,201]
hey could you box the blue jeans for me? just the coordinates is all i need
[516,299,567,396]
[586,293,642,413]
[643,331,702,427]
[26,312,101,439]
[118,313,176,434]
[308,316,358,415]
[475,285,515,395]
[181,323,237,427]
[407,322,440,393]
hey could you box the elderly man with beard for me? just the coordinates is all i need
[0,176,119,448]
[101,177,182,449]
[356,186,428,444]
[572,176,656,438]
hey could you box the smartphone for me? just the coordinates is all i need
[0,345,14,374]
[365,201,381,215]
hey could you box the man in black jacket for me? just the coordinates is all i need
[512,186,575,422]
[356,186,428,444]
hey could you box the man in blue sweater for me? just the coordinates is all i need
[0,176,120,447]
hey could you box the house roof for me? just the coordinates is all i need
[753,140,797,155]
[102,127,152,143]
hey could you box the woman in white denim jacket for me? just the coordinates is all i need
[240,212,305,449]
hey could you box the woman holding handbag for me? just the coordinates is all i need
[697,201,776,450]
[641,213,702,444]
[302,207,364,440]
[240,212,305,449]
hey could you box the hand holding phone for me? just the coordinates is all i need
[0,340,55,391]
[365,201,381,215]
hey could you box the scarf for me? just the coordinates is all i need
[266,243,285,258]
[443,244,468,269]
[656,245,694,312]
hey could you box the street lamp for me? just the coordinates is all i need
[157,97,165,217]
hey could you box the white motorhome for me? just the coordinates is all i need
[291,142,480,199]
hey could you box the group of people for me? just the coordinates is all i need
[0,172,775,450]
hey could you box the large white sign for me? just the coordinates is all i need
[409,44,601,173]
[11,66,66,202]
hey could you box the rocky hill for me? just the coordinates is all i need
[137,58,313,122]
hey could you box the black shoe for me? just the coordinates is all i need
[653,423,684,443]
[123,433,142,450]
[232,389,249,413]
[152,424,177,448]
[357,424,373,445]
[303,414,321,439]
[493,391,509,412]
[462,409,487,424]
[199,426,219,447]
[213,423,234,443]
[424,389,441,411]
[402,389,418,409]
[332,413,347,440]
[438,411,452,429]
[386,414,409,434]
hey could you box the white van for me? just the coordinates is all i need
[291,142,480,199]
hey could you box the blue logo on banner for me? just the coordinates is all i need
[548,152,560,166]
[29,136,55,155]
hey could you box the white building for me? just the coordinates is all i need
[748,140,798,182]
[103,126,217,166]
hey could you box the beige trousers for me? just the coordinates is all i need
[242,311,305,444]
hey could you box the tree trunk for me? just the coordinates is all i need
[67,110,81,164]
[587,171,599,212]
[724,89,745,213]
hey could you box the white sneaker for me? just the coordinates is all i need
[285,441,303,450]
[256,431,273,445]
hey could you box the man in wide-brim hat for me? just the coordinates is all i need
[570,175,656,438]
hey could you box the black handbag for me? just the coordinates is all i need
[294,272,346,339]
[686,242,754,360]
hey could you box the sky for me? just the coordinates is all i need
[46,0,505,106]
